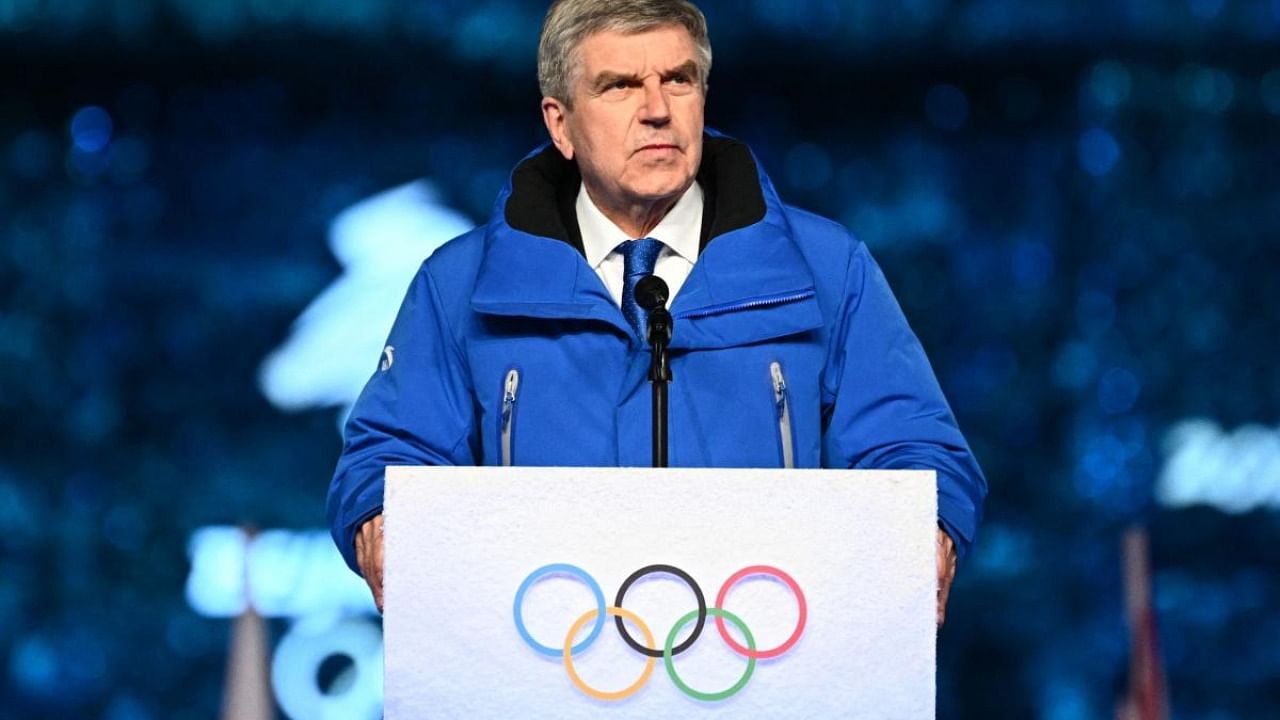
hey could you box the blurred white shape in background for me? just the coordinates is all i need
[185,526,376,619]
[258,180,472,419]
[243,180,471,719]
[1157,419,1280,513]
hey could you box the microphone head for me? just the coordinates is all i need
[634,275,669,311]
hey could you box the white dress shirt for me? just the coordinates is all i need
[576,181,704,308]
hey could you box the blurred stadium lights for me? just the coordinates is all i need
[1,0,1278,49]
[1157,419,1280,513]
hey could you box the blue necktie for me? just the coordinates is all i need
[618,238,664,341]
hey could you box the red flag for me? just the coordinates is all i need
[1116,527,1168,720]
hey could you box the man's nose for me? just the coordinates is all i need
[640,80,671,125]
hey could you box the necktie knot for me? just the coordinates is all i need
[618,238,664,341]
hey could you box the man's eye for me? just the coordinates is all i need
[669,73,689,84]
[608,79,629,91]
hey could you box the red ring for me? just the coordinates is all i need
[714,565,806,659]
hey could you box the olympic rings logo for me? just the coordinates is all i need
[513,563,807,702]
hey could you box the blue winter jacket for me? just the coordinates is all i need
[328,132,987,574]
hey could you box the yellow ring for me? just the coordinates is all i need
[562,606,656,701]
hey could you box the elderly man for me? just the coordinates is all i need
[329,0,986,625]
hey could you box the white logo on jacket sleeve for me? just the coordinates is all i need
[380,346,394,372]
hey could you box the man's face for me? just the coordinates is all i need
[544,25,705,212]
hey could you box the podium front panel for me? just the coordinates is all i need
[384,467,936,718]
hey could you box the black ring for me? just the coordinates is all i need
[613,564,706,658]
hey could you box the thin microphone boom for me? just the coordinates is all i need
[636,275,673,468]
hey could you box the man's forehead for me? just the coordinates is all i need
[575,25,698,73]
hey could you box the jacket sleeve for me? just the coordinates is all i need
[327,261,478,574]
[821,241,987,559]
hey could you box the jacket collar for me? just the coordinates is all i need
[471,131,823,348]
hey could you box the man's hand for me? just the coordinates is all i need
[936,527,958,626]
[355,514,385,613]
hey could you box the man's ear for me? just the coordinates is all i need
[541,97,574,161]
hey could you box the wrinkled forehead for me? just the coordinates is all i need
[570,23,700,80]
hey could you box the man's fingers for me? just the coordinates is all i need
[370,515,385,613]
[936,528,957,626]
[373,521,385,585]
[354,515,385,613]
[937,578,951,625]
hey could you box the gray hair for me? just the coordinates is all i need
[538,0,713,105]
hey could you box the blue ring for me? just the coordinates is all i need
[513,563,606,657]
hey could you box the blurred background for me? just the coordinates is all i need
[3,0,1279,717]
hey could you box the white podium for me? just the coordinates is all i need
[384,467,936,719]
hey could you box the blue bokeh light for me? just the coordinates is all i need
[10,635,58,695]
[969,523,1032,577]
[69,106,114,153]
[1053,342,1099,391]
[1041,679,1091,720]
[1077,128,1121,177]
[1176,64,1234,113]
[1088,61,1132,108]
[454,4,523,62]
[1011,238,1055,288]
[1098,368,1141,415]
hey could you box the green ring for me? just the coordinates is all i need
[663,607,756,702]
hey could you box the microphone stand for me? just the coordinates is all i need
[636,276,673,468]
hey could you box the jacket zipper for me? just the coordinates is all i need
[500,368,520,467]
[770,361,795,469]
[675,289,816,320]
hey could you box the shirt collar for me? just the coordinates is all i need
[577,181,704,268]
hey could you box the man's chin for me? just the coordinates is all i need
[623,173,697,204]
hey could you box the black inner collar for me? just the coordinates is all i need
[503,134,768,256]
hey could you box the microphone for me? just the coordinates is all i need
[634,275,669,312]
[635,275,672,346]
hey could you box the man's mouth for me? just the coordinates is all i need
[637,143,680,152]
